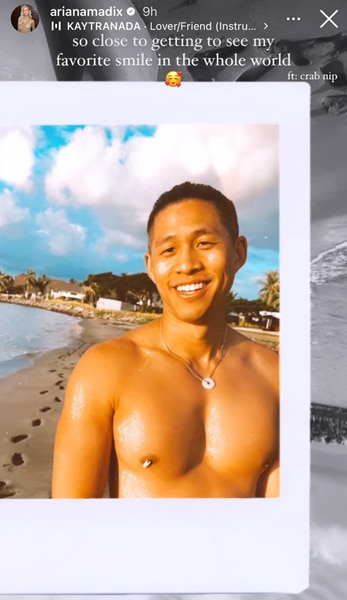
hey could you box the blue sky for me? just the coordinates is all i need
[0,124,279,299]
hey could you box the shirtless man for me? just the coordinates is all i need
[52,182,279,498]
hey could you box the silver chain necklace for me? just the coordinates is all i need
[159,319,229,390]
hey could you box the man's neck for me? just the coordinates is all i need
[159,314,229,369]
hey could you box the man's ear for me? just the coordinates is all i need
[145,252,156,284]
[234,236,248,273]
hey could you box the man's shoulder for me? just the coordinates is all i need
[66,321,159,408]
[79,319,158,369]
[230,329,279,390]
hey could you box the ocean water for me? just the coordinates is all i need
[311,241,347,408]
[0,303,82,379]
[311,241,347,285]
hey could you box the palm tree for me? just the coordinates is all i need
[258,270,280,311]
[225,290,238,313]
[82,282,100,306]
[0,271,13,293]
[37,274,50,297]
[25,268,37,296]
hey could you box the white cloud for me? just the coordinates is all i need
[114,252,130,263]
[45,125,278,255]
[95,229,145,256]
[0,189,29,229]
[45,126,123,206]
[36,208,86,256]
[0,127,35,190]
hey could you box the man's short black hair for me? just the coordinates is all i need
[147,181,239,247]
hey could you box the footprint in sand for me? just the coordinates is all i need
[49,369,56,372]
[10,434,28,444]
[55,380,63,386]
[39,390,48,395]
[40,406,51,413]
[11,453,24,466]
[0,481,16,498]
[32,418,42,427]
[54,396,62,403]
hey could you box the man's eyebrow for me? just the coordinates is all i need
[192,227,219,236]
[153,234,176,248]
[154,227,220,247]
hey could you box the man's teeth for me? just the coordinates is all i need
[176,282,206,292]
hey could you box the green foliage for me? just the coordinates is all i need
[26,268,37,293]
[36,274,50,294]
[258,270,280,310]
[226,296,268,315]
[82,282,100,305]
[84,271,157,303]
[84,272,118,297]
[225,291,238,313]
[0,271,14,293]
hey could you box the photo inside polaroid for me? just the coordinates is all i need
[0,82,310,594]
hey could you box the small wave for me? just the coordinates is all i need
[25,351,40,359]
[0,303,82,379]
[311,241,347,284]
[0,353,36,378]
[311,241,347,265]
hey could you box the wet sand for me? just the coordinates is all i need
[0,318,129,499]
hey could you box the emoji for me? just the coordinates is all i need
[165,71,182,87]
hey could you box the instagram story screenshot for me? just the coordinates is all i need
[0,0,346,598]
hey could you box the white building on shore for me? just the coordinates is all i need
[96,297,133,312]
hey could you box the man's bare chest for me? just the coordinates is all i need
[113,370,278,481]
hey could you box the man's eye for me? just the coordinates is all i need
[161,247,175,255]
[197,240,214,247]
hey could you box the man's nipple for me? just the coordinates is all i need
[141,455,157,469]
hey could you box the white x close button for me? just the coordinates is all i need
[320,9,339,28]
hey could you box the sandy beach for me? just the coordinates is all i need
[0,318,129,500]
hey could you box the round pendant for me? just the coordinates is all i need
[201,377,216,390]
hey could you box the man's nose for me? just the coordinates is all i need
[175,245,202,273]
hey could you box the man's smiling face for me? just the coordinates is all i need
[145,198,247,324]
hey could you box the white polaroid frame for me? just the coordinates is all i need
[0,82,310,594]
